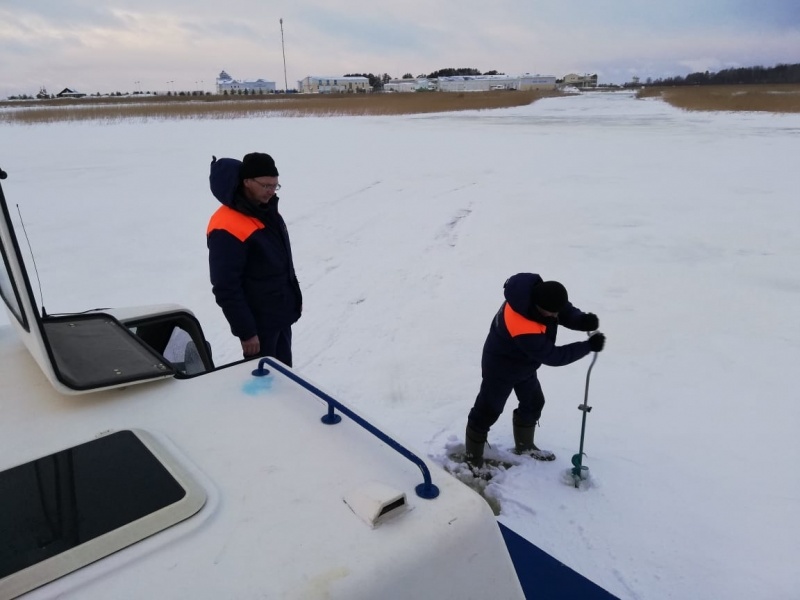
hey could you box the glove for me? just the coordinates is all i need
[578,312,599,331]
[588,332,605,352]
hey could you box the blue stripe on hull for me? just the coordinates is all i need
[499,523,619,599]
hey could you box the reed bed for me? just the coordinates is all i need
[0,90,560,124]
[637,84,800,113]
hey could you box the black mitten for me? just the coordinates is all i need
[588,332,606,352]
[579,313,599,331]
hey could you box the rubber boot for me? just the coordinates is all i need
[513,422,556,461]
[464,425,486,468]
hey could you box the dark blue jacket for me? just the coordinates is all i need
[207,157,302,339]
[482,273,592,380]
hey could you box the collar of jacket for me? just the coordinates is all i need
[233,192,280,222]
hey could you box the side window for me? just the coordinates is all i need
[161,326,206,376]
[128,312,214,376]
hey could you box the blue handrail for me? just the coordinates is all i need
[253,357,439,499]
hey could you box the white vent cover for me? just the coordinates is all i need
[343,482,408,528]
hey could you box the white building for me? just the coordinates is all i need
[298,76,371,94]
[216,70,277,94]
[436,74,557,92]
[384,78,433,92]
[516,75,558,90]
[384,74,557,93]
[562,73,598,89]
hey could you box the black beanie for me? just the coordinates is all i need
[240,152,279,180]
[531,281,568,313]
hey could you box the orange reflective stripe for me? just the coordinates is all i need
[504,303,546,337]
[207,205,264,242]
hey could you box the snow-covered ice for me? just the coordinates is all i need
[2,91,798,599]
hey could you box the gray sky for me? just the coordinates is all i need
[1,0,798,97]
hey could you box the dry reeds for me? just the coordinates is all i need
[637,84,800,113]
[0,90,560,124]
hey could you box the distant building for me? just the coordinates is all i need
[515,75,558,91]
[297,76,371,94]
[36,87,50,100]
[216,70,276,94]
[562,73,598,89]
[385,74,556,93]
[56,88,86,98]
[384,78,433,92]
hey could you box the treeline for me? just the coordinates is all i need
[423,68,504,78]
[649,63,800,86]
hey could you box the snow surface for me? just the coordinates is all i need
[1,91,799,600]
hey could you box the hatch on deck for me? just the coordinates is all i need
[0,429,207,599]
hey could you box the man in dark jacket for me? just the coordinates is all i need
[465,273,605,466]
[207,152,302,365]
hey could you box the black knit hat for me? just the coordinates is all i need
[531,281,568,313]
[240,152,279,180]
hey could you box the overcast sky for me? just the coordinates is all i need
[1,0,798,97]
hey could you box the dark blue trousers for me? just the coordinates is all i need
[467,372,545,435]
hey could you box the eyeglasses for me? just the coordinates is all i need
[250,180,281,191]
